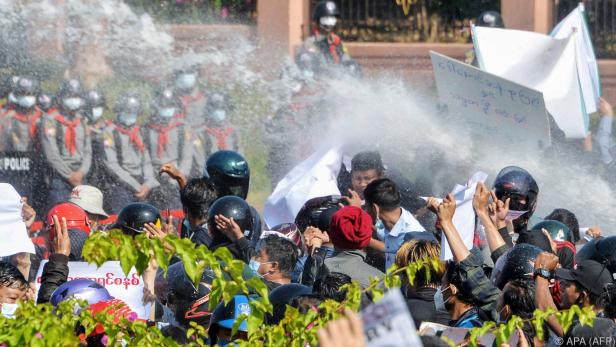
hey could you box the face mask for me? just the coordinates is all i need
[497,306,509,324]
[211,109,226,122]
[7,92,17,104]
[302,69,315,79]
[119,113,137,126]
[248,259,262,276]
[17,95,36,108]
[158,107,176,119]
[319,16,337,31]
[91,107,104,121]
[375,218,385,231]
[505,210,528,222]
[63,97,82,111]
[434,286,451,312]
[1,303,18,319]
[175,73,197,90]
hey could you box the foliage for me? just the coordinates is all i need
[0,232,599,346]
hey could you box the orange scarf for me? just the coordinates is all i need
[148,122,181,158]
[13,109,41,139]
[206,127,234,150]
[115,124,144,153]
[55,114,81,155]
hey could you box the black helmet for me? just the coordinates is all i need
[576,236,616,275]
[294,195,342,232]
[14,76,40,96]
[205,151,250,199]
[491,243,543,290]
[493,166,539,220]
[207,196,253,237]
[208,295,251,345]
[58,79,84,98]
[153,86,181,109]
[113,203,161,236]
[477,11,505,28]
[206,92,232,112]
[37,93,54,111]
[1,75,19,99]
[166,261,214,328]
[313,1,339,21]
[114,92,142,114]
[267,284,312,325]
[531,220,573,243]
[85,90,106,108]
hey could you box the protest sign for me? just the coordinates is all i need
[473,26,588,138]
[430,51,550,152]
[361,289,422,347]
[35,261,148,319]
[551,2,601,114]
[0,183,35,256]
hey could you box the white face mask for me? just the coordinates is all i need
[63,97,82,111]
[301,69,315,79]
[1,302,18,319]
[91,107,104,120]
[434,285,451,312]
[505,210,528,221]
[158,107,176,119]
[17,95,36,108]
[319,16,337,31]
[211,109,226,122]
[175,73,197,90]
[7,92,17,104]
[119,113,137,126]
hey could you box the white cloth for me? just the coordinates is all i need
[263,147,342,228]
[473,26,588,138]
[551,3,601,114]
[0,183,35,256]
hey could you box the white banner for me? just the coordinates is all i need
[551,2,601,114]
[263,147,342,228]
[431,51,550,151]
[362,289,422,347]
[473,26,589,138]
[0,183,35,256]
[35,261,148,319]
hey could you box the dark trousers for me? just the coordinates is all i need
[106,184,137,214]
[46,175,80,215]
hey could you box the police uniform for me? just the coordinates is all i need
[179,90,207,127]
[87,119,109,193]
[145,118,192,209]
[102,122,160,213]
[302,30,349,65]
[190,123,242,177]
[0,105,44,203]
[41,110,92,209]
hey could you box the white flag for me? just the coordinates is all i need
[263,147,342,228]
[551,2,601,114]
[473,26,589,138]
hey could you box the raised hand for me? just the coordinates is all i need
[52,215,71,257]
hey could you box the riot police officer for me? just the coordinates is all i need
[41,79,92,210]
[302,1,350,65]
[0,76,44,203]
[145,86,192,210]
[84,89,109,191]
[189,91,241,177]
[173,65,206,127]
[102,93,159,213]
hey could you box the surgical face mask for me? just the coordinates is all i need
[211,109,226,122]
[158,107,176,119]
[175,73,197,90]
[319,16,337,31]
[375,218,385,231]
[434,286,451,312]
[248,259,262,276]
[1,303,18,319]
[17,95,36,108]
[7,92,17,104]
[301,69,315,79]
[91,107,104,121]
[63,97,82,111]
[119,112,137,126]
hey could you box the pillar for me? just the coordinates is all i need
[501,0,554,34]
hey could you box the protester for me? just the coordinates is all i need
[248,235,298,290]
[68,185,109,231]
[179,177,218,247]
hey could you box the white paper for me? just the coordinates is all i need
[35,261,148,319]
[263,147,342,228]
[431,51,550,152]
[551,3,601,113]
[473,26,589,138]
[441,171,488,261]
[362,289,422,347]
[0,183,35,256]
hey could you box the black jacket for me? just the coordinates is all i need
[404,287,450,327]
[209,233,246,262]
[37,253,69,304]
[301,247,334,286]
